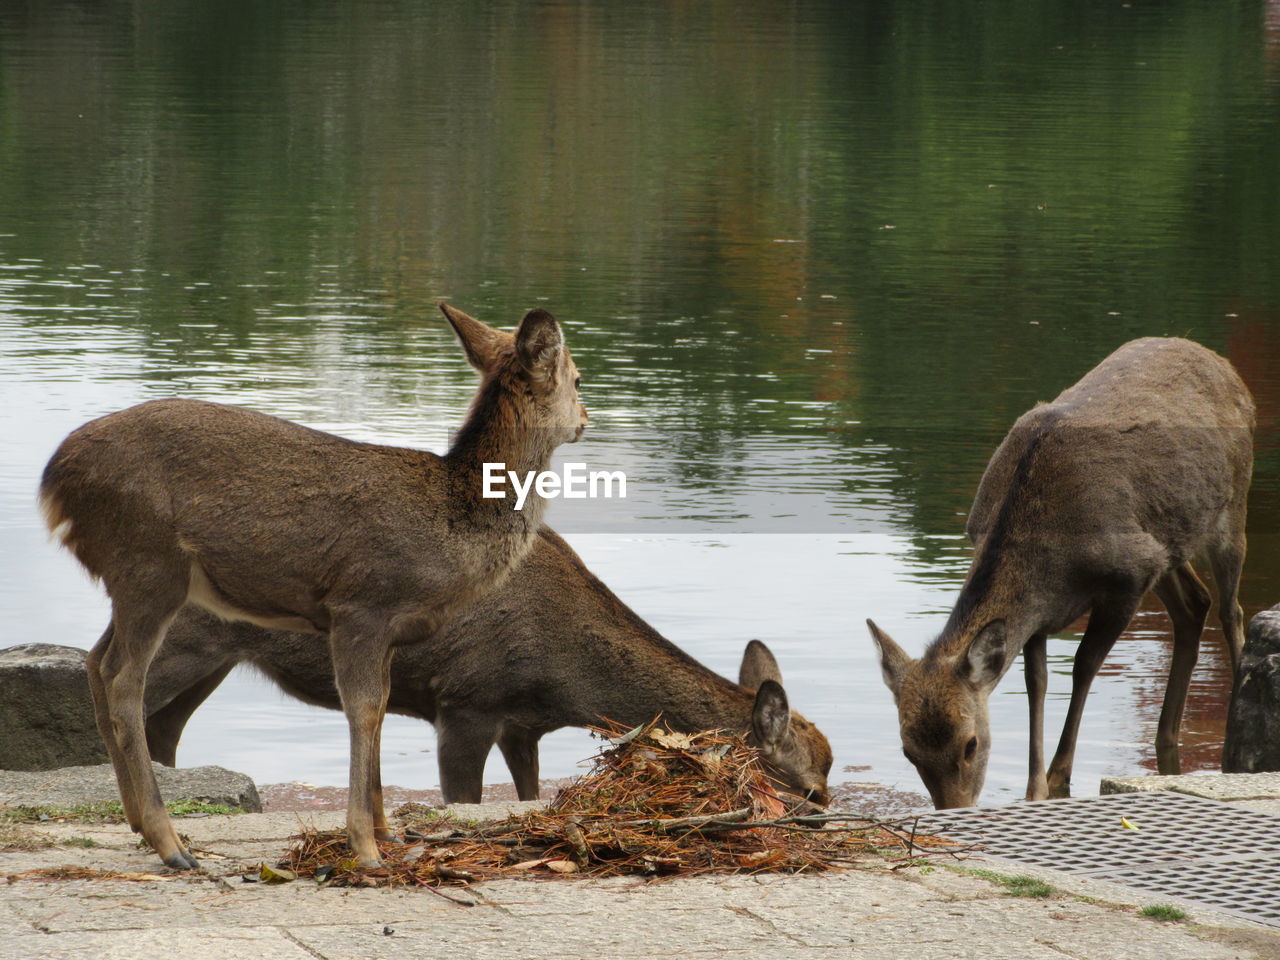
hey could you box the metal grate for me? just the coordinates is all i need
[1116,855,1280,927]
[917,791,1280,927]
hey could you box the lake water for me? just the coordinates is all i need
[2,1,1279,808]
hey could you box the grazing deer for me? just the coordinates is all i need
[867,337,1254,809]
[39,304,587,869]
[141,527,834,805]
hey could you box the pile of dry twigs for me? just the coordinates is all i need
[277,720,956,890]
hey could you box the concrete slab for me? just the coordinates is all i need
[2,811,1278,959]
[1100,771,1280,802]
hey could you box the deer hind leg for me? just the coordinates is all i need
[1046,596,1143,798]
[1208,535,1247,682]
[1152,563,1212,774]
[329,625,393,868]
[98,580,196,869]
[85,623,141,830]
[1023,632,1049,801]
[436,710,500,804]
[497,724,542,801]
[144,661,235,767]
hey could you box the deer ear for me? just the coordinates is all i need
[514,309,565,380]
[440,303,511,372]
[751,679,791,752]
[739,639,782,689]
[866,619,912,698]
[963,620,1008,688]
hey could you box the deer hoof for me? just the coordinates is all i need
[164,849,201,871]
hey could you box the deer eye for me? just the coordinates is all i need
[573,375,581,391]
[964,736,978,760]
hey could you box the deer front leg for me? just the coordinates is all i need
[436,710,500,804]
[497,724,542,801]
[1046,598,1141,798]
[330,627,393,868]
[144,661,236,767]
[1023,632,1049,801]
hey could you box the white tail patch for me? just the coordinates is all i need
[38,489,76,548]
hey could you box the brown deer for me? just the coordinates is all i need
[140,527,833,805]
[39,304,587,869]
[866,337,1254,809]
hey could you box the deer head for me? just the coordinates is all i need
[866,619,1009,808]
[441,303,588,447]
[740,639,833,805]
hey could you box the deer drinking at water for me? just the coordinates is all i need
[40,303,587,869]
[866,337,1254,809]
[141,527,833,805]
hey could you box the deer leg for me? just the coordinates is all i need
[85,623,142,831]
[330,626,393,868]
[100,588,196,870]
[370,647,397,842]
[1152,563,1211,774]
[144,662,235,767]
[436,711,500,804]
[1023,632,1049,801]
[1208,536,1247,681]
[1046,599,1141,798]
[497,724,542,801]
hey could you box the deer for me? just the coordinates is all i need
[39,303,588,869]
[140,526,834,806]
[866,337,1254,809]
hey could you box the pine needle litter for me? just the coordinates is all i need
[276,720,959,890]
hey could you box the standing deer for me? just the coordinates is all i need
[40,303,587,869]
[140,527,833,805]
[867,337,1254,809]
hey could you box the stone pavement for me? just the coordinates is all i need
[3,795,1280,960]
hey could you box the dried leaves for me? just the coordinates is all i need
[276,720,951,890]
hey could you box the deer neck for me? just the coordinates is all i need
[624,657,753,733]
[444,376,559,529]
[932,539,1058,666]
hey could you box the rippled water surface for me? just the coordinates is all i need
[2,1,1280,806]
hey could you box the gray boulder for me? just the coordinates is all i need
[0,644,107,771]
[1222,605,1280,773]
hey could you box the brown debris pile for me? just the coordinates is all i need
[279,721,954,890]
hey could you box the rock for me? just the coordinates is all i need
[1222,604,1280,773]
[0,762,262,812]
[0,644,107,771]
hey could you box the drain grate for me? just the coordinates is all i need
[917,791,1280,927]
[1116,855,1280,927]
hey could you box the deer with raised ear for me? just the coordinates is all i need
[39,303,587,869]
[866,337,1254,809]
[140,528,833,806]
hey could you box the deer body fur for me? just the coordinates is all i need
[142,527,834,805]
